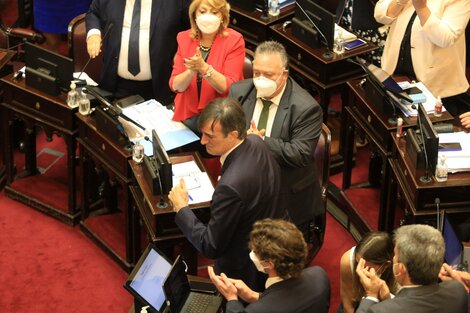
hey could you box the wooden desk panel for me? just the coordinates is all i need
[229,4,295,47]
[0,73,79,225]
[129,154,214,275]
[76,113,136,271]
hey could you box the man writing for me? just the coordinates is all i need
[169,97,284,291]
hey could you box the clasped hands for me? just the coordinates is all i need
[246,120,265,138]
[208,266,260,303]
[356,258,391,301]
[184,47,209,74]
[396,0,427,10]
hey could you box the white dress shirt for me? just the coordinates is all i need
[253,83,287,137]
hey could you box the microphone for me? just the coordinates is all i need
[75,22,114,85]
[237,81,255,105]
[156,171,169,209]
[435,197,441,230]
[260,0,270,21]
[296,1,333,59]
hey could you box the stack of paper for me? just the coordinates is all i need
[395,81,444,117]
[172,161,215,204]
[437,132,470,173]
[335,24,357,42]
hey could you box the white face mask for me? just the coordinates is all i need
[253,74,282,98]
[249,251,266,273]
[196,13,221,34]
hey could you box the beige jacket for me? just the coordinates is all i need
[375,0,470,98]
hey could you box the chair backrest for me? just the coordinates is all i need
[67,13,102,83]
[310,123,331,256]
[243,48,255,79]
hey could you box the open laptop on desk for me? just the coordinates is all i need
[124,244,173,313]
[163,255,223,313]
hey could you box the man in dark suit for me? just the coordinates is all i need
[228,41,323,245]
[356,224,468,313]
[86,0,189,104]
[169,97,284,291]
[209,218,330,313]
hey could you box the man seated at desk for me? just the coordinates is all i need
[208,218,330,313]
[169,97,285,292]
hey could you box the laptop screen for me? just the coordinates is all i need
[124,244,173,312]
[163,255,191,313]
[443,216,463,266]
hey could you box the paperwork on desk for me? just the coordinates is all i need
[73,72,98,86]
[395,81,445,117]
[121,100,199,154]
[438,131,470,173]
[335,24,357,42]
[172,161,214,205]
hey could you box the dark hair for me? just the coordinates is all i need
[353,231,395,301]
[249,218,307,279]
[198,97,247,139]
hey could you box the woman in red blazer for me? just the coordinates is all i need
[169,0,245,132]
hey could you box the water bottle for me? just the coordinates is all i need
[132,134,144,164]
[434,96,443,117]
[67,81,78,108]
[333,29,345,55]
[435,154,448,182]
[78,88,91,115]
[268,0,280,17]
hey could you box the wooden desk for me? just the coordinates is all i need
[0,73,79,224]
[129,154,214,275]
[269,24,377,122]
[76,113,137,271]
[331,79,453,233]
[229,4,295,47]
[385,135,470,231]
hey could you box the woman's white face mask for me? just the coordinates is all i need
[249,250,267,273]
[196,13,221,34]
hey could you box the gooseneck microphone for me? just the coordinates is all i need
[435,197,441,229]
[75,22,114,85]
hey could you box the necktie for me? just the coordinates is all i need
[257,99,272,130]
[128,0,141,76]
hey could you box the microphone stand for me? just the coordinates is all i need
[260,0,270,20]
[156,171,169,209]
[296,1,333,59]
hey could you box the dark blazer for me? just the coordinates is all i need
[175,135,284,291]
[229,77,323,226]
[356,280,468,313]
[86,0,190,105]
[225,266,330,313]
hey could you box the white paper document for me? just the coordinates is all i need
[396,81,444,117]
[438,131,470,173]
[171,161,214,205]
[121,100,199,153]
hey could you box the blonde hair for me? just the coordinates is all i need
[188,0,230,39]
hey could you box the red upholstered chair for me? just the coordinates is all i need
[243,48,255,79]
[67,13,102,83]
[308,123,331,261]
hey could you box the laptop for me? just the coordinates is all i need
[439,211,464,267]
[163,255,223,313]
[124,244,173,313]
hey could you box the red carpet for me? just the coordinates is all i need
[0,191,133,312]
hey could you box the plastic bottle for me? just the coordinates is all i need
[268,0,280,17]
[78,88,91,115]
[67,81,78,108]
[434,96,443,117]
[435,154,448,182]
[133,134,144,164]
[333,29,345,55]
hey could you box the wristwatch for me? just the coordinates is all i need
[202,65,214,78]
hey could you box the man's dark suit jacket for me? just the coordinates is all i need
[356,280,468,313]
[225,266,330,313]
[86,0,189,105]
[229,77,323,226]
[175,135,284,291]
